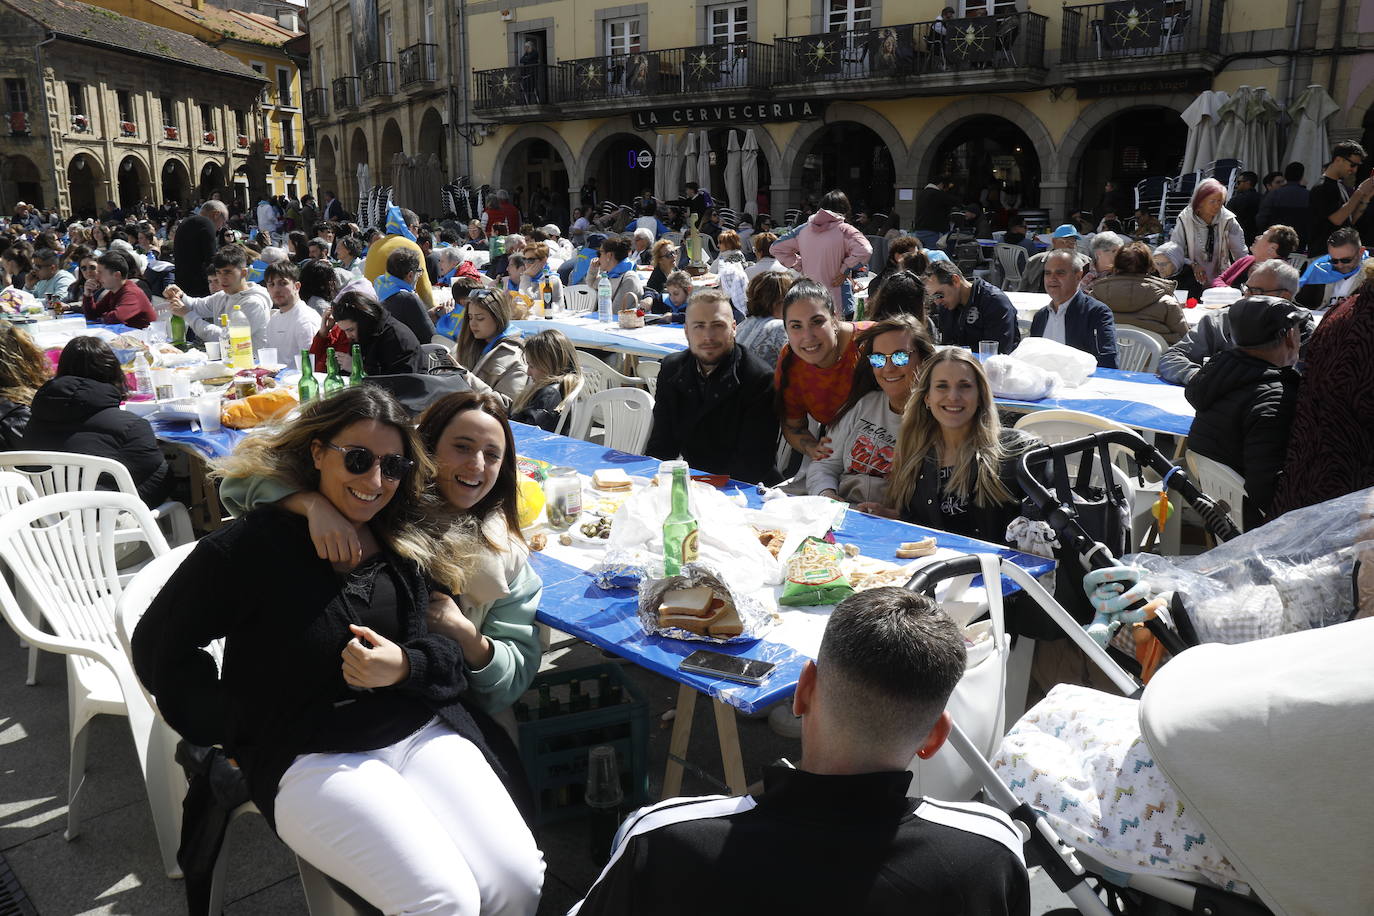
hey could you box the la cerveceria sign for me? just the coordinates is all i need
[633,99,826,130]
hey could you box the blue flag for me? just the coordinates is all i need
[1300,251,1367,287]
[385,204,417,242]
[246,259,268,284]
[372,273,414,301]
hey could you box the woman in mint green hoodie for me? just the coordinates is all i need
[218,390,543,722]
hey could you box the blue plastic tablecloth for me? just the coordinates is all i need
[152,420,246,459]
[997,367,1192,437]
[511,319,686,358]
[512,422,1054,713]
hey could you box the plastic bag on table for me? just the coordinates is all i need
[984,354,1059,401]
[1125,485,1374,644]
[591,480,778,590]
[638,562,777,645]
[741,495,849,574]
[1010,336,1098,387]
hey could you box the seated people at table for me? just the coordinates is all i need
[735,271,793,370]
[509,329,581,432]
[586,236,644,311]
[646,289,780,485]
[1211,224,1299,290]
[1171,178,1246,287]
[520,242,563,311]
[709,230,746,275]
[1092,242,1187,345]
[860,348,1038,547]
[454,288,529,404]
[869,270,938,342]
[26,248,76,302]
[329,289,424,376]
[166,245,272,353]
[262,261,322,359]
[631,228,654,266]
[1273,261,1374,515]
[133,386,544,913]
[1080,231,1126,295]
[337,235,366,279]
[648,270,693,322]
[776,279,866,470]
[1020,225,1087,294]
[374,248,437,343]
[299,260,341,316]
[809,315,935,505]
[1295,226,1368,311]
[770,190,872,316]
[0,320,50,449]
[1150,240,1200,300]
[22,336,170,506]
[64,249,95,305]
[571,586,1029,916]
[1001,217,1038,257]
[642,239,680,297]
[82,251,157,329]
[1158,259,1307,386]
[868,237,920,302]
[745,232,786,280]
[363,206,435,311]
[923,260,1019,353]
[1029,250,1118,368]
[500,253,528,294]
[1184,296,1303,528]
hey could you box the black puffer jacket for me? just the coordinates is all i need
[0,396,31,450]
[900,428,1039,546]
[21,376,170,507]
[1185,348,1300,527]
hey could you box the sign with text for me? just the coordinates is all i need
[632,99,826,130]
[1075,73,1211,98]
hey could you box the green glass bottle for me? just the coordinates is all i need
[297,349,318,403]
[662,463,699,576]
[169,313,187,350]
[323,347,345,396]
[350,343,366,386]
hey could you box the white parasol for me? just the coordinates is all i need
[653,134,666,201]
[659,133,681,203]
[724,130,742,214]
[682,131,698,186]
[1283,85,1342,189]
[741,129,760,218]
[355,161,372,223]
[1180,89,1229,174]
[696,130,712,196]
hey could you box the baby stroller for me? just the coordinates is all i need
[903,435,1374,915]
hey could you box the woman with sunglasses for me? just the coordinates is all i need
[454,288,529,404]
[642,238,681,299]
[859,348,1038,547]
[810,315,935,505]
[134,386,544,914]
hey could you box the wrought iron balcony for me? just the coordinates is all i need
[304,87,328,120]
[1060,0,1225,79]
[361,61,396,100]
[400,43,438,87]
[332,76,360,111]
[776,12,1047,95]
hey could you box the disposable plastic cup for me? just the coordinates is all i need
[195,395,222,432]
[584,745,624,808]
[171,371,192,399]
[979,340,999,361]
[257,347,278,367]
[205,341,222,361]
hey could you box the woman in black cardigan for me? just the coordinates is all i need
[332,289,424,375]
[132,385,543,914]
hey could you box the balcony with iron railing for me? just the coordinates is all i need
[776,12,1047,96]
[304,87,328,120]
[361,61,397,100]
[332,76,360,111]
[1060,0,1225,81]
[400,43,438,87]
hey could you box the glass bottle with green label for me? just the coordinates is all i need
[323,347,344,396]
[662,463,699,576]
[297,349,318,402]
[350,343,366,386]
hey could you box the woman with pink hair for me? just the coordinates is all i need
[1169,177,1246,286]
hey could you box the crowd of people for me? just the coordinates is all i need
[1,133,1372,914]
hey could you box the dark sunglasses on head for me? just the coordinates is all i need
[323,442,415,480]
[868,350,912,369]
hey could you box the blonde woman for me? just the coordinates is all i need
[858,348,1037,546]
[510,328,582,432]
[0,320,52,448]
[454,288,529,404]
[133,385,544,914]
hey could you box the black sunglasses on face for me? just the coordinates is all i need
[1330,256,1360,265]
[324,442,415,480]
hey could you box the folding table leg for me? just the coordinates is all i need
[711,699,748,795]
[661,686,697,798]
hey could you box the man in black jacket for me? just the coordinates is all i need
[924,260,1019,353]
[173,199,226,297]
[1185,296,1302,527]
[644,289,780,484]
[571,587,1029,916]
[378,247,436,343]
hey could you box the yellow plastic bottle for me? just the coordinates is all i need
[226,303,254,369]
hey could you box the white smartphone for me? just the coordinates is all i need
[679,650,776,686]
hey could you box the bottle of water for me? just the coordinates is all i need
[132,352,154,398]
[597,275,613,323]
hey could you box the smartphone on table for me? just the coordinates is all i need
[679,650,776,686]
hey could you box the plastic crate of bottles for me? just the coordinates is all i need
[515,663,649,825]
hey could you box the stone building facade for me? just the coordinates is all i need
[0,0,265,217]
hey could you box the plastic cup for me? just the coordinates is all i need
[171,371,192,399]
[979,340,999,361]
[257,347,278,367]
[195,395,222,432]
[584,745,624,808]
[205,341,222,361]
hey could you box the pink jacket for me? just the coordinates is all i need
[769,209,872,304]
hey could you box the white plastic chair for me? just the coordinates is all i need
[567,387,655,453]
[635,359,661,395]
[551,376,586,437]
[0,491,185,877]
[0,472,42,686]
[1013,409,1181,554]
[1187,452,1247,535]
[0,451,194,547]
[575,349,641,395]
[563,284,595,314]
[115,543,379,915]
[1114,326,1166,373]
[994,243,1028,291]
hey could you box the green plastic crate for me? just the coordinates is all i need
[517,663,650,825]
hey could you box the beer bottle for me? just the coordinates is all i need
[296,349,318,402]
[323,347,344,396]
[662,463,699,576]
[350,343,366,385]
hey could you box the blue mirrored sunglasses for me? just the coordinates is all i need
[868,350,912,369]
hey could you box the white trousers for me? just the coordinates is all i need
[275,719,544,916]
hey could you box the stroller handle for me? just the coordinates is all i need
[904,554,985,593]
